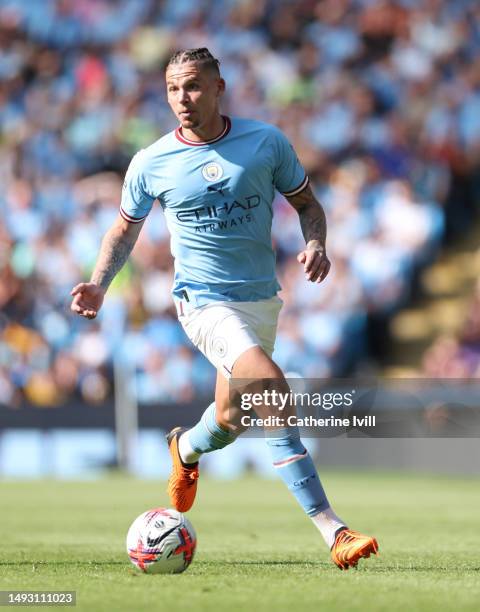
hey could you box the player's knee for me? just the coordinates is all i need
[232,346,283,379]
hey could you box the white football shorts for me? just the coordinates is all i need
[177,296,283,378]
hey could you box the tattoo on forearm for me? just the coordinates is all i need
[287,184,327,247]
[299,202,327,246]
[91,229,136,290]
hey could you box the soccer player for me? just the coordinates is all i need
[70,48,378,570]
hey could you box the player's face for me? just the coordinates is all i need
[166,62,225,130]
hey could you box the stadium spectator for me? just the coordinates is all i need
[423,278,480,378]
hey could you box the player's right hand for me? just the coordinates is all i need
[70,282,106,319]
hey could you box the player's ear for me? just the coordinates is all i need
[217,78,226,97]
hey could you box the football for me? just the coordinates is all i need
[126,508,196,574]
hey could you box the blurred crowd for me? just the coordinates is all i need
[1,0,479,407]
[423,278,480,378]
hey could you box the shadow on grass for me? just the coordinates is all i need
[0,560,324,568]
[201,561,480,572]
[0,560,126,566]
[2,560,479,573]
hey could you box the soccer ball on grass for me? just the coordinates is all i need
[126,508,196,574]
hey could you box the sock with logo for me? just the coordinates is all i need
[265,427,346,547]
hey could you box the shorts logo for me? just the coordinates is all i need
[212,337,227,358]
[202,162,224,182]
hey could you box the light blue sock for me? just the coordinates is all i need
[187,402,237,454]
[265,427,329,517]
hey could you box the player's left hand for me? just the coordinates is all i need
[297,244,331,283]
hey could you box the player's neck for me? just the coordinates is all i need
[181,113,225,143]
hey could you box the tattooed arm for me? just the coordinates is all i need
[70,215,144,319]
[286,183,331,283]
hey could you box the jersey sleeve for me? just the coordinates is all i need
[120,150,156,223]
[271,127,309,197]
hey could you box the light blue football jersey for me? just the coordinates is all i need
[120,116,308,307]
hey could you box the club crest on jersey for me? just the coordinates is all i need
[202,162,223,182]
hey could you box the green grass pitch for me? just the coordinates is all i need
[1,471,479,611]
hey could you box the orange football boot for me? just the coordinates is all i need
[331,528,379,570]
[166,427,199,512]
